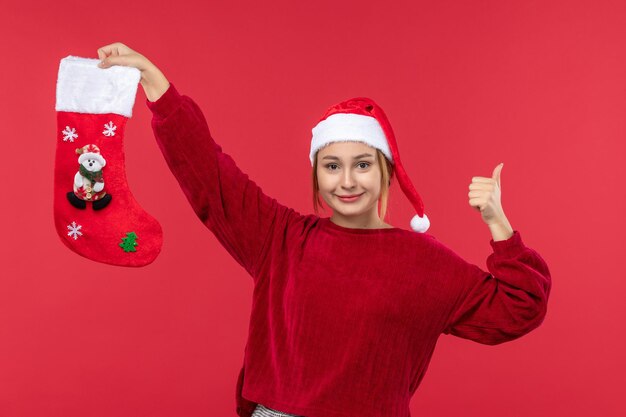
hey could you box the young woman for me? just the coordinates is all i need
[97,42,552,417]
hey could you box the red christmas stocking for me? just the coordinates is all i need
[54,55,162,267]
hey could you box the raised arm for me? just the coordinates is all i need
[440,231,552,345]
[146,83,295,278]
[96,42,300,279]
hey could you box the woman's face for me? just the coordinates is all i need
[316,141,383,226]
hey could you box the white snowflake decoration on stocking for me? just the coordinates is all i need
[62,126,78,142]
[103,121,117,137]
[67,221,83,240]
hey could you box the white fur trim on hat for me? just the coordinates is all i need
[55,55,141,117]
[310,113,393,166]
[410,213,430,233]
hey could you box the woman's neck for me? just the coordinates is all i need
[329,214,393,229]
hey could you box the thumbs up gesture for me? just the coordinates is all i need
[468,163,510,227]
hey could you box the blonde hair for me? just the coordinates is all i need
[312,148,394,221]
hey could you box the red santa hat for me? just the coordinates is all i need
[310,97,430,233]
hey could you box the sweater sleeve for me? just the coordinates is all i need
[146,82,291,278]
[441,230,552,345]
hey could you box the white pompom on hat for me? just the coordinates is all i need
[310,97,430,233]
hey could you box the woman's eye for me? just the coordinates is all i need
[325,162,369,170]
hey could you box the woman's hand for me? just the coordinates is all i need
[96,42,170,102]
[468,163,514,241]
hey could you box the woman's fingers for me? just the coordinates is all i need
[100,55,120,68]
[468,190,485,197]
[470,176,495,184]
[96,42,138,68]
[468,182,496,190]
[96,42,157,77]
[97,42,132,60]
[97,43,118,58]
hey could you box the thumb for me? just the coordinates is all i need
[492,162,503,187]
[98,55,130,69]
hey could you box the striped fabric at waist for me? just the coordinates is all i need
[251,403,303,417]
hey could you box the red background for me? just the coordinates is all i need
[1,0,624,416]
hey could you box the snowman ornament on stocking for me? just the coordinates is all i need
[67,143,111,210]
[54,55,162,267]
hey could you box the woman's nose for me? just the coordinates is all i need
[341,170,356,187]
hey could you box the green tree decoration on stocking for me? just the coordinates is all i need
[119,231,138,252]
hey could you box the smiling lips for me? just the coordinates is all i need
[337,193,364,202]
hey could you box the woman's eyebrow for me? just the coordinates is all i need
[322,153,375,160]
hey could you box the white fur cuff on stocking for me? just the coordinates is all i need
[55,55,141,117]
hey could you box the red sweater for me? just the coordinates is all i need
[146,84,552,417]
